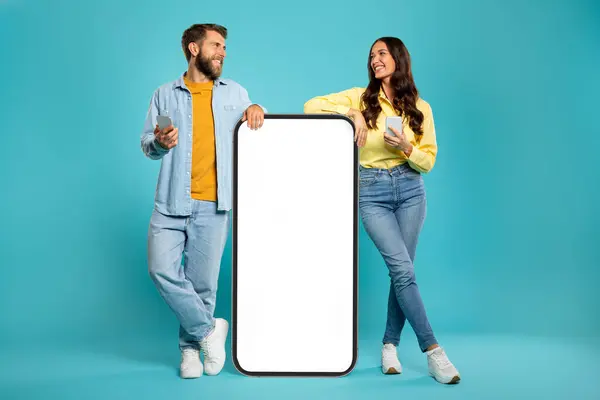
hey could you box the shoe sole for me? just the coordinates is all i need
[383,367,401,375]
[204,367,222,376]
[180,372,202,379]
[431,373,460,384]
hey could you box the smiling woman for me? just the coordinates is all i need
[304,36,459,385]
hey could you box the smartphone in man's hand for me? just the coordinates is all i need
[157,115,173,131]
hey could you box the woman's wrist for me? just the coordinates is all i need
[346,108,359,119]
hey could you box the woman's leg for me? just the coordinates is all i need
[383,175,436,350]
[361,199,437,352]
[382,198,424,347]
[360,170,437,352]
[360,167,459,382]
[390,168,461,383]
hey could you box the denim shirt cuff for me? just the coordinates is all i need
[154,138,170,155]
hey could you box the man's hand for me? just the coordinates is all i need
[242,104,265,130]
[384,126,413,156]
[154,124,178,150]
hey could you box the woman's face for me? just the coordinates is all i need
[370,41,396,81]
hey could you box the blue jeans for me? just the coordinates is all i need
[147,200,230,350]
[359,163,437,352]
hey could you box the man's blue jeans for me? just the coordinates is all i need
[147,199,230,350]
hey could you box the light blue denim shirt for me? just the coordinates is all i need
[141,74,265,215]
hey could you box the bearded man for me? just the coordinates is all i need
[140,23,265,379]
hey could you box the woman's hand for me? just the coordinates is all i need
[384,126,413,157]
[347,109,368,147]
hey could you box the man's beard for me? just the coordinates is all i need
[195,53,223,80]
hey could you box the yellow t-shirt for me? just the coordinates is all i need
[304,87,438,172]
[184,76,217,201]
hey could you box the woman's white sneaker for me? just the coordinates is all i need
[426,346,460,384]
[180,348,203,379]
[381,343,402,374]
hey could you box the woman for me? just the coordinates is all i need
[304,37,460,384]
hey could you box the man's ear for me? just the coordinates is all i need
[188,42,200,58]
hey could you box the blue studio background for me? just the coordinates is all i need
[1,0,599,398]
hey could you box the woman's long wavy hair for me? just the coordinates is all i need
[361,37,424,136]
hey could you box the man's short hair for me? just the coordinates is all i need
[181,23,228,61]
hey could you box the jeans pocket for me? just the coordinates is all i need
[359,177,376,187]
[359,170,379,187]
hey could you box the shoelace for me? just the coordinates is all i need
[382,347,399,363]
[430,349,451,369]
[182,348,199,363]
[201,340,214,361]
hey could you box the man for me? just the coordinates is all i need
[140,23,265,379]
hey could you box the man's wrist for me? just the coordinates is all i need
[248,103,266,113]
[154,138,168,152]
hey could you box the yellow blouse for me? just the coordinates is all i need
[304,87,438,173]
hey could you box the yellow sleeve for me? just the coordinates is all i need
[407,101,438,173]
[303,87,363,115]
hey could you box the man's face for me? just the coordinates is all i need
[194,30,226,80]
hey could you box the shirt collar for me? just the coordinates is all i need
[173,72,227,89]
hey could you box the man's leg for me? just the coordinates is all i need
[179,200,230,375]
[147,207,217,342]
[147,207,217,378]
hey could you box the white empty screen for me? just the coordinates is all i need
[234,116,356,375]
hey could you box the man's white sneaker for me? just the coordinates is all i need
[426,346,460,384]
[200,318,229,376]
[381,343,402,374]
[180,348,203,379]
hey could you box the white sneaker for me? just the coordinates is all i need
[180,348,203,379]
[381,343,402,374]
[200,318,229,376]
[427,346,460,384]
